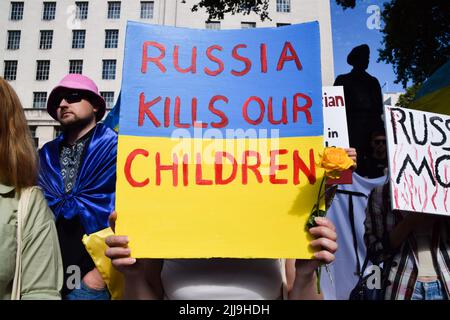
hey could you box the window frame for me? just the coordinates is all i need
[69,59,83,74]
[39,30,54,50]
[105,29,119,49]
[10,2,24,21]
[42,2,56,21]
[4,60,18,81]
[140,1,154,19]
[276,0,291,13]
[107,2,121,19]
[32,92,47,109]
[205,21,221,30]
[7,30,21,50]
[72,29,86,49]
[100,91,115,109]
[75,1,89,20]
[36,60,51,81]
[102,59,116,80]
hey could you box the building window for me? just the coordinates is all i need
[69,60,83,74]
[105,29,119,48]
[205,21,220,30]
[140,1,154,19]
[101,92,115,109]
[29,125,37,137]
[241,22,256,29]
[7,31,21,50]
[75,2,88,20]
[72,30,86,49]
[39,30,53,50]
[36,60,50,81]
[28,125,38,147]
[107,2,121,19]
[276,23,291,27]
[4,61,18,81]
[276,0,290,13]
[102,60,116,80]
[10,2,24,20]
[33,92,47,109]
[42,2,56,20]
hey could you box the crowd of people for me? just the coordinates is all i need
[0,44,448,301]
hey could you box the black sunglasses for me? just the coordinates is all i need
[58,91,87,104]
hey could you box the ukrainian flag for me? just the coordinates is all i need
[410,59,450,115]
[115,22,325,259]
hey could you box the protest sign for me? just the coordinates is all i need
[322,86,349,148]
[322,86,352,184]
[385,106,450,215]
[116,22,325,258]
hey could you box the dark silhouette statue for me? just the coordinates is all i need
[334,44,384,172]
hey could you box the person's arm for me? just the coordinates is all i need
[105,212,164,299]
[389,213,436,250]
[289,217,337,300]
[20,188,63,300]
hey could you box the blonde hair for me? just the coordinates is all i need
[0,77,38,189]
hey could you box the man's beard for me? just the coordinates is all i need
[60,114,95,131]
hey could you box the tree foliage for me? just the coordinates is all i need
[378,0,450,88]
[190,0,450,88]
[395,83,422,108]
[191,0,355,21]
[191,0,271,21]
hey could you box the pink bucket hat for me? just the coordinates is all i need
[47,74,106,121]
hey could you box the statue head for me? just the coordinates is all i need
[347,44,370,70]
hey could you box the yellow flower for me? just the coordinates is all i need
[318,147,354,179]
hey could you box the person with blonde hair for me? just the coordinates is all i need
[0,77,63,300]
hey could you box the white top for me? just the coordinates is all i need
[161,259,283,300]
[415,225,437,277]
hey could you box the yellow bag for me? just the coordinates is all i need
[82,228,124,300]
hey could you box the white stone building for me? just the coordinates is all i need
[0,0,335,148]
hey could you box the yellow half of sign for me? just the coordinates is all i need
[115,135,324,259]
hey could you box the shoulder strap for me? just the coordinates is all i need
[11,187,35,300]
[336,189,368,276]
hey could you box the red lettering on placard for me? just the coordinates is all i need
[124,149,149,187]
[293,149,316,185]
[164,97,171,127]
[205,45,224,76]
[243,96,265,125]
[209,95,229,128]
[174,96,190,128]
[138,93,161,127]
[182,154,189,186]
[215,152,238,185]
[242,151,263,184]
[191,97,207,128]
[277,41,302,71]
[293,93,312,124]
[196,153,213,185]
[260,43,268,73]
[173,45,197,73]
[155,152,178,186]
[268,97,288,125]
[142,41,166,73]
[270,149,288,184]
[231,44,252,76]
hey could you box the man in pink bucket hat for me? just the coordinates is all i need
[38,74,117,300]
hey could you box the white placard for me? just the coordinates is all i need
[323,86,350,148]
[384,106,450,215]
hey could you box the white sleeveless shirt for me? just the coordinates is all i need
[161,259,283,300]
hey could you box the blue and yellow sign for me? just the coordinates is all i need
[116,21,324,258]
